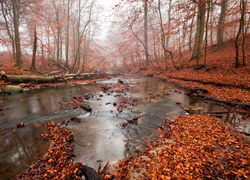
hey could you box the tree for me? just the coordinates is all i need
[204,0,211,69]
[190,0,206,66]
[11,0,22,68]
[1,1,16,61]
[31,27,37,71]
[235,0,247,68]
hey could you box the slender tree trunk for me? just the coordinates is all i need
[189,7,195,51]
[204,1,211,69]
[65,0,70,68]
[31,27,37,71]
[235,0,245,68]
[241,0,246,66]
[166,0,172,48]
[217,0,228,48]
[190,0,206,65]
[11,0,22,68]
[158,0,167,70]
[144,0,150,66]
[157,0,173,70]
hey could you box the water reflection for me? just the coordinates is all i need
[0,84,98,129]
[0,123,48,180]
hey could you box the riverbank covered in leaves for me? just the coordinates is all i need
[105,114,250,179]
[138,40,250,111]
[14,115,250,179]
[13,79,249,180]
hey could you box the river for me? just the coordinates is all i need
[0,74,249,179]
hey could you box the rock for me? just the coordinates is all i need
[80,103,92,112]
[81,165,104,180]
[3,85,23,94]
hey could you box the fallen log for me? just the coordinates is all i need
[1,74,65,83]
[0,73,95,83]
[196,94,250,110]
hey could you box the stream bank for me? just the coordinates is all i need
[0,74,249,179]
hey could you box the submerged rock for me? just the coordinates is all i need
[3,85,23,94]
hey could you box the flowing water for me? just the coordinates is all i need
[0,74,249,179]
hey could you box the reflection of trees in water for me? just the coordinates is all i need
[0,124,48,179]
[223,113,238,126]
[222,114,250,135]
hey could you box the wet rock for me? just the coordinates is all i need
[3,85,23,94]
[118,79,124,84]
[82,165,104,180]
[80,103,92,112]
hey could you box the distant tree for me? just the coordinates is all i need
[217,0,228,48]
[157,0,171,70]
[144,0,150,66]
[31,27,37,71]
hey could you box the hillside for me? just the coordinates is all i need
[140,38,250,105]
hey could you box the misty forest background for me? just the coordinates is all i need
[0,0,249,75]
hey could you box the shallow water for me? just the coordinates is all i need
[0,74,248,179]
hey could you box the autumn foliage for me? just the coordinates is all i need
[108,115,250,179]
[15,121,84,180]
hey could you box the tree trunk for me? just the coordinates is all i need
[166,0,173,48]
[1,73,95,83]
[217,0,228,48]
[144,0,150,66]
[31,27,37,72]
[235,0,245,68]
[189,7,195,51]
[190,0,206,65]
[157,0,174,70]
[204,1,211,69]
[11,0,22,68]
[241,0,246,66]
[65,0,70,68]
